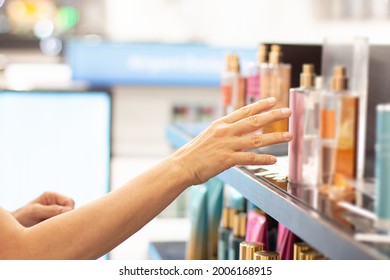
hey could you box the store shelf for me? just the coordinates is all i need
[165,123,390,260]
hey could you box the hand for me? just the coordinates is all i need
[11,192,75,227]
[169,97,293,185]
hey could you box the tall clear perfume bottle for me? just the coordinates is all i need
[246,44,268,105]
[288,64,321,186]
[319,66,359,187]
[262,45,291,134]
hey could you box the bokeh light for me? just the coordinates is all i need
[57,6,79,31]
[34,18,54,38]
[40,36,62,56]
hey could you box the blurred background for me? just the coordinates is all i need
[1,0,390,260]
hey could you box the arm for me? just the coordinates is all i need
[0,98,292,260]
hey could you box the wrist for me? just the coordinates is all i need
[166,154,196,188]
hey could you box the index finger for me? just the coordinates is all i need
[222,97,277,124]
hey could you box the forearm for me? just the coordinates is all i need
[8,158,190,259]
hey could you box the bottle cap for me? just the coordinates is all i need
[257,44,268,64]
[269,45,282,64]
[254,251,280,260]
[293,242,311,260]
[228,208,237,229]
[239,241,264,260]
[331,65,348,91]
[299,250,324,260]
[300,64,315,88]
[221,207,229,228]
[233,213,247,238]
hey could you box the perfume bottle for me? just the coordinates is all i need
[228,212,247,260]
[288,64,321,186]
[230,55,246,111]
[319,66,359,187]
[262,44,291,134]
[246,44,268,105]
[245,208,269,250]
[220,54,234,116]
[375,104,390,232]
[276,223,297,260]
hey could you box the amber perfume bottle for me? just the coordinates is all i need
[230,55,246,111]
[262,45,291,134]
[288,64,320,186]
[220,54,234,116]
[319,66,359,187]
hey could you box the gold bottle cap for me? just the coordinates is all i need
[221,207,230,228]
[257,44,268,64]
[239,213,247,238]
[299,250,324,260]
[225,54,232,71]
[268,45,282,64]
[331,65,348,91]
[254,251,280,260]
[293,242,311,260]
[246,243,265,260]
[230,54,240,73]
[239,241,264,260]
[300,64,315,88]
[232,214,240,237]
[271,44,282,53]
[228,208,237,229]
[233,213,247,238]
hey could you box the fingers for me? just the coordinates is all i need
[222,97,277,124]
[34,192,75,208]
[234,132,293,150]
[232,152,278,166]
[230,107,291,136]
[35,204,73,221]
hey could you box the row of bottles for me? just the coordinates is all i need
[220,43,364,192]
[220,44,291,134]
[216,186,327,260]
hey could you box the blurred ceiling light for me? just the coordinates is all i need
[40,36,62,56]
[34,18,54,38]
[0,0,5,8]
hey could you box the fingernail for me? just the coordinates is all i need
[269,156,277,164]
[283,132,293,139]
[267,97,277,104]
[281,108,291,115]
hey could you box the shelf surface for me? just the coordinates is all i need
[165,123,390,260]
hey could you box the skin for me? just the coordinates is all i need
[0,97,292,259]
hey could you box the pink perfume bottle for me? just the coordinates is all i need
[288,64,321,186]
